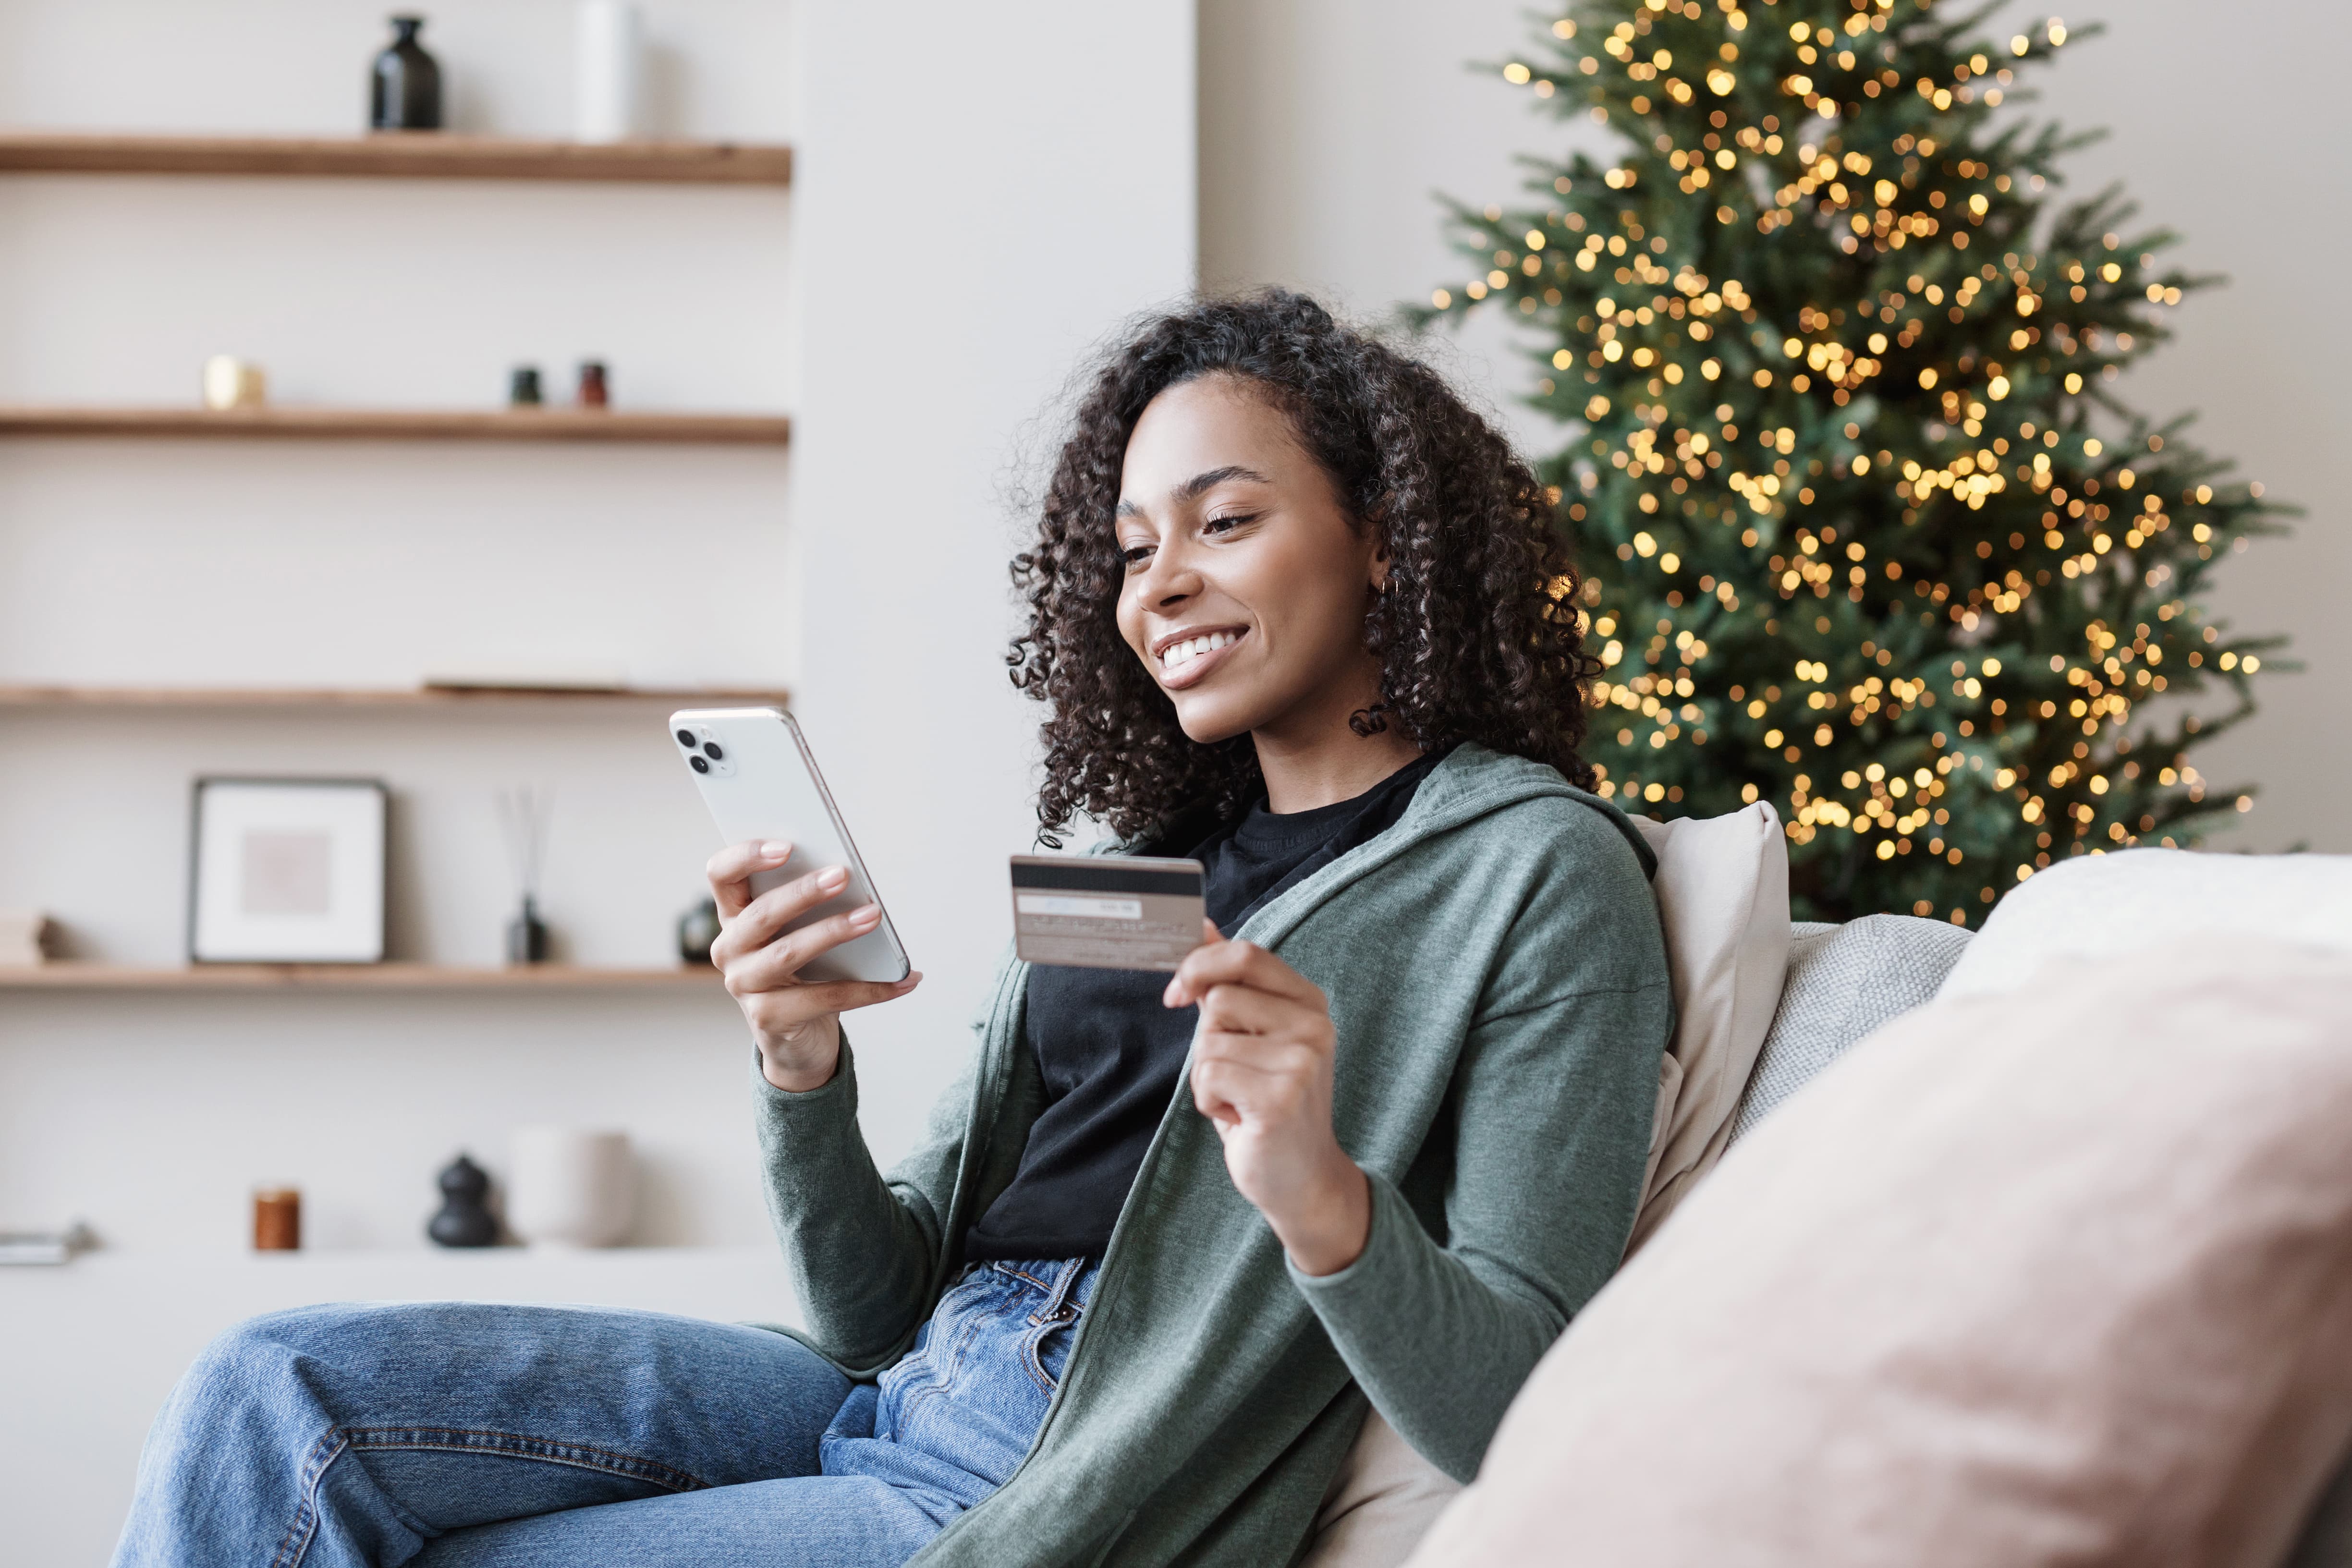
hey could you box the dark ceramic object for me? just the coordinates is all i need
[427,1154,498,1247]
[509,366,544,406]
[371,16,443,132]
[678,897,721,965]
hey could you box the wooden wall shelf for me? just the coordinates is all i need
[0,131,792,185]
[0,963,721,992]
[0,407,791,445]
[0,684,790,710]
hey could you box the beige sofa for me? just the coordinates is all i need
[1318,847,2352,1568]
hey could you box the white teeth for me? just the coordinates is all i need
[1160,631,1239,672]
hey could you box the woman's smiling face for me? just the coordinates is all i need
[1114,375,1388,747]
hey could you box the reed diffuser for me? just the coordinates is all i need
[498,786,553,964]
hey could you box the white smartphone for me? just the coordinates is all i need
[668,707,911,985]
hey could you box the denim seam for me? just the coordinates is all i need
[991,1262,1054,1293]
[930,1270,996,1325]
[1014,1260,1085,1397]
[341,1426,713,1494]
[936,1266,967,1311]
[888,1266,994,1421]
[937,1305,987,1390]
[267,1426,348,1568]
[896,1299,989,1427]
[1018,1320,1062,1397]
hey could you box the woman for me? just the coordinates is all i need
[113,292,1672,1568]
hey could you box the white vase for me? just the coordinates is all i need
[507,1127,634,1247]
[574,0,643,145]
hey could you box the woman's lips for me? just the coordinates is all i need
[1157,627,1247,690]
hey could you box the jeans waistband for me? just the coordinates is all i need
[968,1257,1094,1322]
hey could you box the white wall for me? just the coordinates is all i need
[1201,0,1575,457]
[791,1,1196,1161]
[1199,0,2349,851]
[0,3,1194,1561]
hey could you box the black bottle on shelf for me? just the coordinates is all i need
[370,16,443,131]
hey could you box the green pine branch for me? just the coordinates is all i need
[1412,0,2293,924]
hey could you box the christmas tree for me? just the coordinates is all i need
[1417,0,2290,924]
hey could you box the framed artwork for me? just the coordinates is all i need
[188,778,388,963]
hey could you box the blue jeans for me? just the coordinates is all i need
[111,1258,1097,1568]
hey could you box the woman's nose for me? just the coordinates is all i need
[1137,539,1201,608]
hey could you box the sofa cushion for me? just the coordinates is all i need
[1625,802,1791,1250]
[1940,846,2352,1003]
[1729,913,1972,1143]
[1304,1411,1464,1568]
[1302,803,1791,1565]
[1402,940,2352,1568]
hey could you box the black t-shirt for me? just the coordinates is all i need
[963,750,1448,1262]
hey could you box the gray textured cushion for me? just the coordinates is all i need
[1728,915,1973,1143]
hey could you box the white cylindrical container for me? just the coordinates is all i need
[574,0,644,144]
[507,1127,634,1247]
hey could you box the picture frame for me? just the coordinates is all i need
[188,777,389,964]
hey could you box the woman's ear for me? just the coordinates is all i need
[1360,498,1393,592]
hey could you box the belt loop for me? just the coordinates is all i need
[1036,1257,1083,1324]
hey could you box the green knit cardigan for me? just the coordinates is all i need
[753,743,1673,1566]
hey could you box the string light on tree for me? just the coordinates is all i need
[1417,0,2290,924]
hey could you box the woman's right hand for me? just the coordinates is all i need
[707,839,921,1093]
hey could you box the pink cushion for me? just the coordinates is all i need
[1406,940,2352,1568]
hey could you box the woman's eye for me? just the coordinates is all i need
[1203,512,1256,535]
[1120,544,1154,567]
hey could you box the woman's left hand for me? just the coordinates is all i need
[1165,921,1370,1276]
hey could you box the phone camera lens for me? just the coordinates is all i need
[674,729,696,748]
[704,742,725,761]
[689,754,710,774]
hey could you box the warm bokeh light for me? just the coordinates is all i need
[1417,0,2288,924]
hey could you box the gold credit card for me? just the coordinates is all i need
[1011,854,1207,971]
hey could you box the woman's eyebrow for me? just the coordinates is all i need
[1172,464,1270,503]
[1115,464,1271,519]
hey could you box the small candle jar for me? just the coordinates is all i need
[576,361,609,408]
[253,1186,301,1251]
[202,356,268,410]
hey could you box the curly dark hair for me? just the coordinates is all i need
[1009,289,1595,844]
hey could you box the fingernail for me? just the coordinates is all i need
[849,903,880,928]
[897,972,923,989]
[763,840,792,861]
[820,866,848,890]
